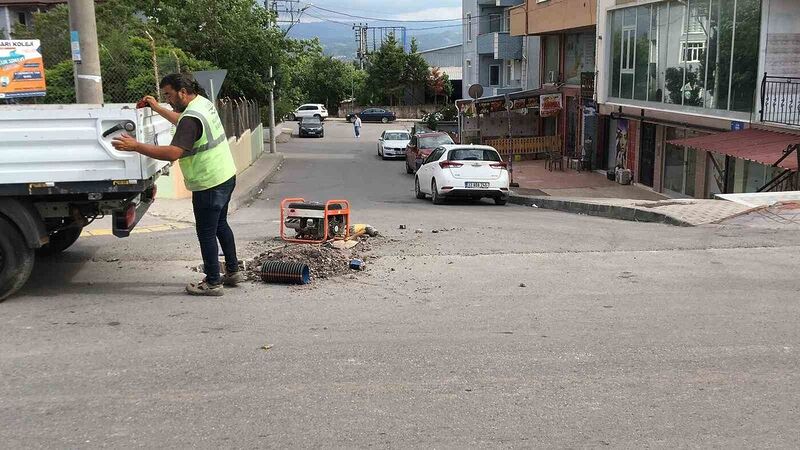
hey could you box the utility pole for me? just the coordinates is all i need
[68,0,103,104]
[268,66,276,154]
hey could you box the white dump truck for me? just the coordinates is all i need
[0,104,173,300]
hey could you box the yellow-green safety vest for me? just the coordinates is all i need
[178,95,237,191]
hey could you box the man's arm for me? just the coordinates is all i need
[111,134,184,161]
[142,95,180,125]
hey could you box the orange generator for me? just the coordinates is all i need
[280,198,351,244]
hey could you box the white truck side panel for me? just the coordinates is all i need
[0,104,172,185]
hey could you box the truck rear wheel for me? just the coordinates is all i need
[0,216,35,302]
[37,226,82,256]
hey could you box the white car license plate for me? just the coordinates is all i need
[465,182,489,188]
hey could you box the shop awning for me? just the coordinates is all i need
[667,128,800,171]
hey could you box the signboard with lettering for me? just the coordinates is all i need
[539,93,563,117]
[0,40,46,99]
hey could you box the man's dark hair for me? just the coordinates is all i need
[159,73,205,96]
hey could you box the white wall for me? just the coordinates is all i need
[759,0,800,77]
[596,0,613,105]
[463,0,479,98]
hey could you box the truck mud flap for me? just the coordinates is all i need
[112,189,156,238]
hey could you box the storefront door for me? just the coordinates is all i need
[566,97,578,157]
[663,127,697,198]
[639,123,656,187]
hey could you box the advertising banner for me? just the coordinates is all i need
[539,93,562,117]
[0,40,46,99]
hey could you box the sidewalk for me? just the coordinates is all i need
[508,159,751,226]
[511,159,666,200]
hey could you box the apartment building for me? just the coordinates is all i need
[596,0,800,198]
[509,0,598,165]
[1,0,63,39]
[462,0,540,99]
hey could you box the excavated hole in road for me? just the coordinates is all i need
[243,237,378,282]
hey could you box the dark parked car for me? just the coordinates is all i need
[298,116,324,138]
[347,108,397,123]
[405,132,455,174]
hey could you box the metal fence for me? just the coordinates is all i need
[218,98,261,140]
[760,74,800,127]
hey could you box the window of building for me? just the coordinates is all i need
[488,14,502,34]
[18,12,27,26]
[543,35,560,84]
[607,0,761,113]
[680,42,705,63]
[564,32,596,85]
[490,65,500,86]
[504,10,511,33]
[465,60,471,83]
[467,13,472,42]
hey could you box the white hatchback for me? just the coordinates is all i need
[414,145,510,205]
[288,104,328,121]
[377,130,411,159]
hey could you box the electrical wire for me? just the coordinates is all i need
[304,3,464,22]
[302,11,469,31]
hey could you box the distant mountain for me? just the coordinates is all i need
[285,22,462,60]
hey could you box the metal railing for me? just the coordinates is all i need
[218,98,261,140]
[760,74,800,127]
[485,135,562,156]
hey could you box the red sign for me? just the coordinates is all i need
[539,93,562,117]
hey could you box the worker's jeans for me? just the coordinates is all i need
[192,176,238,285]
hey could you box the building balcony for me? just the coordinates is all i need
[477,32,522,60]
[760,75,800,128]
[478,0,524,6]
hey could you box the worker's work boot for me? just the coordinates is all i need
[221,270,246,287]
[186,279,224,296]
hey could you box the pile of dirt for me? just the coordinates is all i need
[244,238,375,282]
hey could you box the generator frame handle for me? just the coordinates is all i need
[280,197,352,244]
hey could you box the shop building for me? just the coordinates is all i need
[596,0,800,198]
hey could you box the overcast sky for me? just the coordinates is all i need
[298,0,462,22]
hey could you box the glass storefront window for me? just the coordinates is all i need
[564,33,596,85]
[608,0,761,114]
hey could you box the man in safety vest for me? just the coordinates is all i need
[112,73,242,296]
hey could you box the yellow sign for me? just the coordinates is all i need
[0,40,46,99]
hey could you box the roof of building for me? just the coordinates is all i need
[667,128,800,171]
[417,43,462,54]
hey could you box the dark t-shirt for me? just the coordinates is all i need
[170,117,203,157]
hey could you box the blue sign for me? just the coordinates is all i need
[70,31,81,62]
[731,121,745,131]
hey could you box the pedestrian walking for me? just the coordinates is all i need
[111,73,243,296]
[353,113,362,138]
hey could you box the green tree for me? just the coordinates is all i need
[13,2,213,103]
[294,46,361,114]
[404,38,430,104]
[364,34,406,105]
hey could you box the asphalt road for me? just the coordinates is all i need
[3,121,800,448]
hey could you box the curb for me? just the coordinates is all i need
[508,194,694,227]
[229,152,285,213]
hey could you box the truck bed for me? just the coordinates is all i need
[0,103,173,187]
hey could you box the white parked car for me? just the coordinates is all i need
[414,145,510,205]
[377,130,411,159]
[288,104,328,121]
